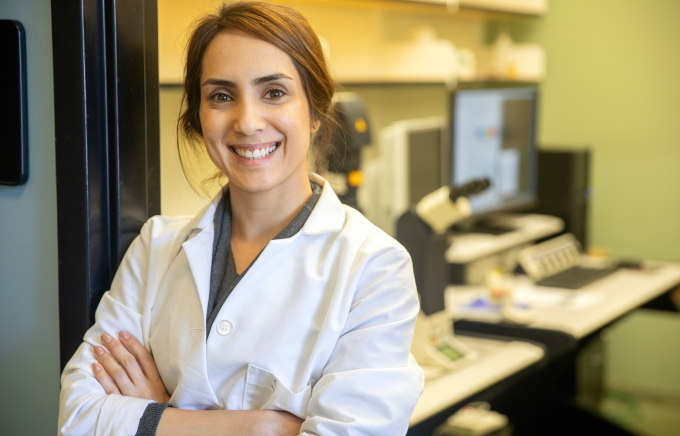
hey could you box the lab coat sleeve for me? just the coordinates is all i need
[301,243,424,436]
[58,220,158,436]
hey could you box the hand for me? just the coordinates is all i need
[92,331,170,403]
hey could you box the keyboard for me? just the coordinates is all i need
[535,265,618,289]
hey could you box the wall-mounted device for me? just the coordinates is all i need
[0,20,28,186]
[326,92,372,210]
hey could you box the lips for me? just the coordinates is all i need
[230,142,279,160]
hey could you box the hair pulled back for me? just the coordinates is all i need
[177,1,337,190]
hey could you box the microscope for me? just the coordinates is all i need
[397,179,489,378]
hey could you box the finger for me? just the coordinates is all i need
[119,331,170,402]
[118,331,162,382]
[101,333,146,381]
[92,361,122,395]
[99,335,142,395]
[93,345,134,394]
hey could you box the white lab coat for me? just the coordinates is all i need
[59,175,423,435]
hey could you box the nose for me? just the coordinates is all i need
[233,98,265,136]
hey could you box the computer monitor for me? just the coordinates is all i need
[450,86,538,232]
[374,117,448,235]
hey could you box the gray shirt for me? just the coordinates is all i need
[206,181,322,334]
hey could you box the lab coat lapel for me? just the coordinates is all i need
[182,230,213,320]
[179,178,344,315]
[179,193,221,319]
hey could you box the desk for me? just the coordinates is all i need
[409,335,544,427]
[446,214,564,264]
[446,214,563,285]
[522,262,680,338]
[448,262,680,339]
[410,262,680,434]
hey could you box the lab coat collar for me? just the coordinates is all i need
[301,173,346,236]
[183,189,224,239]
[183,173,345,240]
[179,174,345,325]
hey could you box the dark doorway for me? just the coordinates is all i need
[51,0,160,368]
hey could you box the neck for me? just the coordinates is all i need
[228,172,313,243]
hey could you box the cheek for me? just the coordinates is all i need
[199,117,228,152]
[284,120,312,152]
[198,107,213,137]
[280,106,313,142]
[198,112,223,159]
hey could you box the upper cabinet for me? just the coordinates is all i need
[158,0,547,85]
[399,0,547,16]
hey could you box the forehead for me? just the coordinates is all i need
[201,30,300,82]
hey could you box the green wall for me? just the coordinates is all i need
[488,0,680,395]
[490,0,680,262]
[0,0,60,434]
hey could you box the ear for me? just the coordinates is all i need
[311,118,321,133]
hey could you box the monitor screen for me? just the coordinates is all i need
[450,86,538,222]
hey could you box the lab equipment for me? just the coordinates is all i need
[517,233,617,289]
[326,92,372,210]
[399,179,491,315]
[397,179,489,379]
[530,148,591,248]
[416,178,490,235]
[433,401,511,436]
[371,117,448,235]
[446,214,564,286]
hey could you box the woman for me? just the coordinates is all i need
[58,2,423,435]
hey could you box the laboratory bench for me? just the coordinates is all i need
[408,261,680,435]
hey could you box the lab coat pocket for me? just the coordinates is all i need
[243,364,312,418]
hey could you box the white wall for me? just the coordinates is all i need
[0,0,60,434]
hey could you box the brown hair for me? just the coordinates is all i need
[177,1,337,191]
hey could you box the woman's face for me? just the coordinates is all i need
[199,30,315,195]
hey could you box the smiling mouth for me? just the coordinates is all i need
[230,142,279,160]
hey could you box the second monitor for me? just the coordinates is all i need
[375,116,448,235]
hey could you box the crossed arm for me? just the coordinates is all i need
[92,331,303,436]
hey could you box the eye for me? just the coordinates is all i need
[264,88,286,100]
[210,92,232,103]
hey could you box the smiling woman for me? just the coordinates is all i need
[58,2,424,436]
[178,0,337,196]
[198,30,315,201]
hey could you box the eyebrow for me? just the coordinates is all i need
[202,73,294,88]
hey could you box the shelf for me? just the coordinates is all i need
[158,0,546,86]
[397,0,548,16]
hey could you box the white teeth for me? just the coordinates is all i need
[234,144,277,160]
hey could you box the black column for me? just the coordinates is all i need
[51,0,159,369]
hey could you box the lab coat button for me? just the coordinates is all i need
[216,320,233,336]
